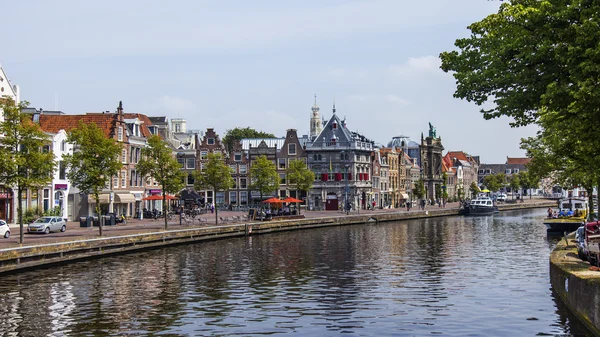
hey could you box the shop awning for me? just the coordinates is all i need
[400,193,409,199]
[87,193,110,204]
[115,193,135,203]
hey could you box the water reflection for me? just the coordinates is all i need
[0,209,592,336]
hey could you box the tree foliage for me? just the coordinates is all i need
[0,98,56,243]
[249,155,279,205]
[440,0,600,212]
[222,127,275,153]
[509,174,520,200]
[413,178,425,200]
[194,152,234,224]
[286,159,314,214]
[137,135,185,230]
[469,182,481,199]
[64,120,123,237]
[483,173,505,193]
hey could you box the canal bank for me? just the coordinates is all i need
[0,199,555,275]
[550,235,600,336]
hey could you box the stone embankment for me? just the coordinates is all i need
[550,236,600,336]
[0,199,554,275]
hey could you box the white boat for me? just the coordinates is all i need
[543,197,588,233]
[466,197,499,216]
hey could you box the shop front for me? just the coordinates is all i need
[0,187,13,223]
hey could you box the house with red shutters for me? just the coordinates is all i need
[306,105,374,211]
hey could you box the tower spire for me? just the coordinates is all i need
[332,98,336,114]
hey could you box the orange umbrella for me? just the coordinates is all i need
[143,195,178,201]
[262,197,285,203]
[282,197,303,203]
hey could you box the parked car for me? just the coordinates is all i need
[575,225,588,261]
[496,194,507,202]
[28,216,66,234]
[0,220,10,238]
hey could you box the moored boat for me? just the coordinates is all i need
[466,197,498,216]
[543,197,588,233]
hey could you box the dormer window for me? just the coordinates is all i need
[332,121,337,129]
[117,127,123,141]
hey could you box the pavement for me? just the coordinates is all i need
[0,198,546,249]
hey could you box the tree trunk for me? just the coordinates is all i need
[214,188,218,225]
[163,193,168,230]
[95,193,102,237]
[18,186,23,244]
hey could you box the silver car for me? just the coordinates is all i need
[28,216,67,234]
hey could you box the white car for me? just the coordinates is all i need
[0,220,10,238]
[496,194,507,202]
[28,216,67,234]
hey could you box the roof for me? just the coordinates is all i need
[123,113,154,138]
[241,138,286,150]
[446,151,469,162]
[37,114,118,138]
[506,157,531,165]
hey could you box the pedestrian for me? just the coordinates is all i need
[406,202,410,212]
[210,203,214,213]
[443,199,447,208]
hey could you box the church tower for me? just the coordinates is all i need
[309,94,322,141]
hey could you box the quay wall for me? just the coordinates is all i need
[0,201,554,275]
[550,237,600,337]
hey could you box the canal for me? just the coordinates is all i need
[0,208,593,336]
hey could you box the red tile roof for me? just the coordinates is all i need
[38,114,117,138]
[446,151,469,162]
[506,157,531,165]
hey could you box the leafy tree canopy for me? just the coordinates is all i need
[249,155,279,203]
[222,127,275,153]
[194,152,234,224]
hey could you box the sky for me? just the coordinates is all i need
[1,0,537,163]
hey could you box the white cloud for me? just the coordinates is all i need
[388,56,442,77]
[385,95,409,105]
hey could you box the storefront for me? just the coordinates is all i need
[0,187,13,223]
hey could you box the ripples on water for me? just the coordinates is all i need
[0,209,593,336]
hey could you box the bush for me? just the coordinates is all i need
[43,206,62,217]
[23,207,43,224]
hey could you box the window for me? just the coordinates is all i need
[280,173,286,184]
[59,161,66,180]
[240,191,248,205]
[280,190,286,197]
[42,145,50,153]
[486,169,491,174]
[43,189,50,212]
[229,192,237,204]
[317,154,322,161]
[177,157,185,168]
[505,169,511,174]
[232,178,237,189]
[240,165,247,174]
[240,178,247,189]
[130,169,136,187]
[121,170,127,187]
[229,164,237,173]
[278,158,286,169]
[113,175,119,188]
[186,158,195,169]
[479,169,484,174]
[122,149,127,164]
[118,127,123,141]
[234,152,242,161]
[288,143,296,155]
[208,138,215,145]
[216,191,225,205]
[514,169,520,174]
[61,140,66,152]
[187,173,194,185]
[201,151,208,160]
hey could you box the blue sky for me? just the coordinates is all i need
[2,0,536,163]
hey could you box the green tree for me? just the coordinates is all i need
[469,182,481,199]
[413,178,425,200]
[483,173,505,193]
[441,172,449,202]
[440,1,600,213]
[194,152,234,225]
[137,135,185,230]
[249,155,279,207]
[0,99,56,243]
[286,159,314,214]
[63,120,122,237]
[509,174,521,200]
[222,127,276,153]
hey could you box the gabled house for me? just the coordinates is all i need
[306,107,374,211]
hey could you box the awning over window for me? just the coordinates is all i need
[400,193,409,199]
[87,193,110,204]
[115,193,135,203]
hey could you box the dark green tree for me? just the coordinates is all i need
[509,174,521,200]
[249,155,279,207]
[469,182,481,199]
[285,159,314,214]
[194,152,234,225]
[222,127,275,153]
[483,173,505,193]
[64,121,123,237]
[137,135,185,230]
[0,98,56,243]
[413,178,425,200]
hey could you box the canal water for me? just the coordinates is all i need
[0,209,593,336]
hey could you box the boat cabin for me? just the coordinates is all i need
[470,197,494,207]
[557,198,588,218]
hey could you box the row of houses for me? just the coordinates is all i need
[0,63,539,223]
